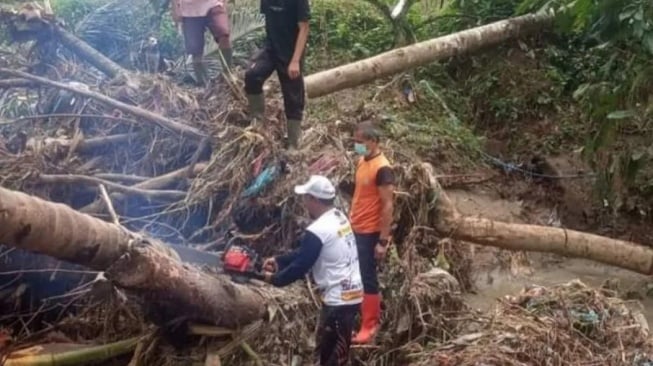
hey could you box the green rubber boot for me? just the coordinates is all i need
[247,93,265,122]
[286,118,301,149]
[192,55,208,86]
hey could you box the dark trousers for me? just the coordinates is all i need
[315,304,359,366]
[181,5,231,55]
[244,47,305,120]
[354,232,379,294]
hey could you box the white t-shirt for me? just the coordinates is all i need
[307,208,363,306]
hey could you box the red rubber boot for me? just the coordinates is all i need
[352,293,381,344]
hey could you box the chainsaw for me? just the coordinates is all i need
[221,241,265,284]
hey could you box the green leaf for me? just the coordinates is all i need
[572,83,591,100]
[606,110,636,119]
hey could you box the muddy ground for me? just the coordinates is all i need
[449,155,653,321]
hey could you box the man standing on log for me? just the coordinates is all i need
[244,0,310,149]
[262,175,363,365]
[350,121,395,344]
[171,0,232,86]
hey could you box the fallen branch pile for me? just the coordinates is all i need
[411,280,653,365]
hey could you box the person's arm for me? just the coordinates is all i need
[289,0,310,69]
[270,231,322,287]
[275,249,299,270]
[170,0,182,23]
[376,167,395,242]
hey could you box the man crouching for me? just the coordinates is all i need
[263,175,363,366]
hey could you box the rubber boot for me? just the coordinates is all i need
[352,293,381,344]
[219,47,233,70]
[192,55,208,86]
[286,118,301,149]
[246,93,265,122]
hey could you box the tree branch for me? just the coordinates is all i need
[37,174,187,200]
[0,69,204,139]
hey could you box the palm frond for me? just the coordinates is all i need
[205,7,265,58]
[75,0,153,63]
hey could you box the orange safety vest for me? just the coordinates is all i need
[349,153,391,234]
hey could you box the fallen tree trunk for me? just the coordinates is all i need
[0,186,131,269]
[415,163,653,275]
[106,243,266,328]
[0,186,266,327]
[304,12,553,98]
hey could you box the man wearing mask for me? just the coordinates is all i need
[244,0,310,149]
[262,175,363,366]
[349,121,395,344]
[171,0,232,86]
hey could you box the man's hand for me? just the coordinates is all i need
[263,257,278,273]
[374,241,389,261]
[288,60,300,79]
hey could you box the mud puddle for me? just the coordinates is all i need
[446,188,653,322]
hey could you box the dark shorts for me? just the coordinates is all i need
[244,47,305,120]
[355,232,380,294]
[182,5,231,55]
[315,304,359,366]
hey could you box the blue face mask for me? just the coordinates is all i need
[354,143,368,155]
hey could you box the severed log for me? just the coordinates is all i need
[0,186,130,270]
[106,243,266,328]
[0,186,266,327]
[0,69,204,140]
[415,163,653,275]
[304,12,553,98]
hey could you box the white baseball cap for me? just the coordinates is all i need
[294,175,336,200]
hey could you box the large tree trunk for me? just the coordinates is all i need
[414,163,653,275]
[304,12,553,98]
[0,186,266,327]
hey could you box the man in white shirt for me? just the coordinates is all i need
[171,0,232,85]
[263,175,363,366]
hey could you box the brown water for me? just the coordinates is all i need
[465,258,653,322]
[445,189,653,323]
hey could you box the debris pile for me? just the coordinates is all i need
[411,280,653,366]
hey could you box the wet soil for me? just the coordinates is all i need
[447,176,653,323]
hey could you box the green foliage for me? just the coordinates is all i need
[308,0,394,63]
[52,0,111,26]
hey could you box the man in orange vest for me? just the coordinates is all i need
[349,121,395,344]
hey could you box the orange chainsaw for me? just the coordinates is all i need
[221,242,265,283]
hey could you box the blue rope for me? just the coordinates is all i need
[479,151,597,180]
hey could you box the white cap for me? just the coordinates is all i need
[294,175,336,200]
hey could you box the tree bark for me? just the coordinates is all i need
[106,243,266,328]
[0,186,130,270]
[0,186,267,327]
[304,12,553,98]
[414,163,653,275]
